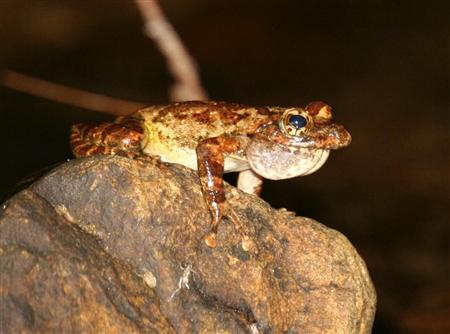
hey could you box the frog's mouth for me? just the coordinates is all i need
[246,134,330,180]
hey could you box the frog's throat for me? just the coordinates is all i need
[246,136,331,180]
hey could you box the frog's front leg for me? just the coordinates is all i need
[237,169,263,196]
[196,136,254,250]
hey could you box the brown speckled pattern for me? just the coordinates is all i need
[139,101,280,151]
[71,116,144,158]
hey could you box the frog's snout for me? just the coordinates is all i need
[333,124,352,148]
[315,123,352,150]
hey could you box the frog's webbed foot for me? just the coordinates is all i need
[128,152,161,165]
[227,212,257,252]
[203,202,256,252]
[204,214,256,252]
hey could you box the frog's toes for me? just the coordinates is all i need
[135,153,157,162]
[204,232,218,248]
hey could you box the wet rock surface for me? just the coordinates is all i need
[0,156,376,333]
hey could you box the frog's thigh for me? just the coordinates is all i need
[237,169,263,196]
[70,121,143,158]
[70,124,112,157]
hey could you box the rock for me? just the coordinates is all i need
[0,155,376,333]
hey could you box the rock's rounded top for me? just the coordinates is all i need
[1,155,376,333]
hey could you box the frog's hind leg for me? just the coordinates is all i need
[70,117,144,159]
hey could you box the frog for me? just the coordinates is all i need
[70,100,351,250]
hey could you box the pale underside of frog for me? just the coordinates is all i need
[71,101,351,250]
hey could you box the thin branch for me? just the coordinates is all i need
[134,0,208,102]
[0,70,145,115]
[1,1,207,112]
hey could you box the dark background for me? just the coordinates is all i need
[1,1,448,333]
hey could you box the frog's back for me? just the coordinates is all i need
[138,101,278,146]
[137,101,279,170]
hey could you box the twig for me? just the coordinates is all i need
[0,70,145,115]
[1,1,207,112]
[134,0,208,102]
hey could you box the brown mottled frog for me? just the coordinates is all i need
[71,101,351,250]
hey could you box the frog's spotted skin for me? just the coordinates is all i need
[71,117,144,158]
[71,100,351,249]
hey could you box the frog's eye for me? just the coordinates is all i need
[288,114,307,129]
[280,109,311,137]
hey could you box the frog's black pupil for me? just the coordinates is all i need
[289,115,307,129]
